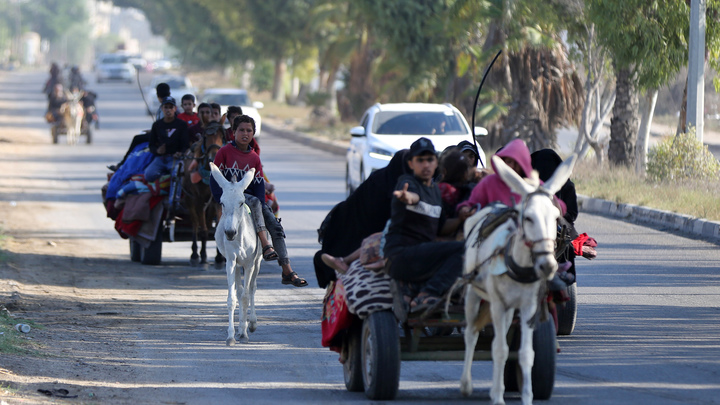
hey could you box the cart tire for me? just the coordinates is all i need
[130,239,142,262]
[141,225,163,265]
[504,318,556,399]
[343,326,364,392]
[361,311,400,400]
[556,282,577,336]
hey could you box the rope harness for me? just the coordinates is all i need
[445,191,558,312]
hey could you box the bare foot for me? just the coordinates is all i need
[321,253,348,273]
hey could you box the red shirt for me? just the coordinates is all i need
[178,112,199,126]
[211,142,265,202]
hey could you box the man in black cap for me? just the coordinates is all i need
[383,137,469,312]
[144,96,189,182]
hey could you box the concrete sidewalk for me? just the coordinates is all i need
[265,122,720,244]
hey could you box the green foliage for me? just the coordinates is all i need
[251,59,274,92]
[305,91,330,108]
[588,0,720,92]
[647,129,720,181]
[0,306,40,355]
[20,0,87,44]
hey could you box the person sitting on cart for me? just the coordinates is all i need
[177,94,199,126]
[210,114,308,288]
[383,137,470,312]
[144,96,189,182]
[456,139,567,220]
[47,83,68,122]
[188,102,213,143]
[224,106,244,144]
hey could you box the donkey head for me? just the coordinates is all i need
[492,153,577,280]
[209,162,256,241]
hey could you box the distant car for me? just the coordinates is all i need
[149,59,174,73]
[128,55,147,71]
[346,102,487,195]
[146,75,196,116]
[200,88,265,136]
[95,53,135,84]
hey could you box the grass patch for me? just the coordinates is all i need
[0,306,41,355]
[573,160,720,221]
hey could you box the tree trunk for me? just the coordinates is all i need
[326,64,339,115]
[272,56,286,103]
[635,89,659,174]
[608,66,639,167]
[677,74,688,135]
[499,46,583,152]
[338,28,378,121]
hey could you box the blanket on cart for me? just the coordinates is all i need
[340,260,393,319]
[106,142,153,200]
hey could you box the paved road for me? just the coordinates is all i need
[1,71,719,404]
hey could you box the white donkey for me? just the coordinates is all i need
[209,162,263,345]
[460,154,576,405]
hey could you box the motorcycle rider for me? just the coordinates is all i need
[68,66,86,92]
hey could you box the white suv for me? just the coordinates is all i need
[95,53,135,84]
[346,103,487,194]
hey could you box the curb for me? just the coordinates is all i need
[577,195,720,242]
[264,123,348,156]
[265,122,720,243]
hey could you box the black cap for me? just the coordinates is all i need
[408,137,436,159]
[457,140,479,158]
[162,96,176,106]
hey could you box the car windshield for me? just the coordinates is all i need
[372,111,468,135]
[163,78,188,89]
[101,55,130,64]
[202,93,250,106]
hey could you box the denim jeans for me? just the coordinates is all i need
[386,240,464,297]
[245,194,289,266]
[144,155,174,182]
[244,194,267,233]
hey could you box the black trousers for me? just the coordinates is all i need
[386,240,464,297]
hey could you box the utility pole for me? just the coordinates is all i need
[687,0,706,142]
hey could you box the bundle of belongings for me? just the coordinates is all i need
[101,142,171,248]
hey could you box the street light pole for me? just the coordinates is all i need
[687,0,706,142]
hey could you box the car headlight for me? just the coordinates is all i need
[368,147,393,161]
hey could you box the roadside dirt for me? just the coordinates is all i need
[0,127,157,404]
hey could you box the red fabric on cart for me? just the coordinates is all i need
[115,196,165,238]
[321,279,355,351]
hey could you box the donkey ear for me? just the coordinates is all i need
[492,155,535,198]
[238,168,256,191]
[209,162,230,188]
[542,153,577,196]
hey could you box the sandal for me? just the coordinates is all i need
[282,271,308,287]
[262,245,279,261]
[410,295,441,313]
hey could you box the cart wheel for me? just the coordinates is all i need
[556,282,577,336]
[130,239,142,262]
[141,224,163,265]
[504,318,557,399]
[362,310,400,400]
[343,326,364,392]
